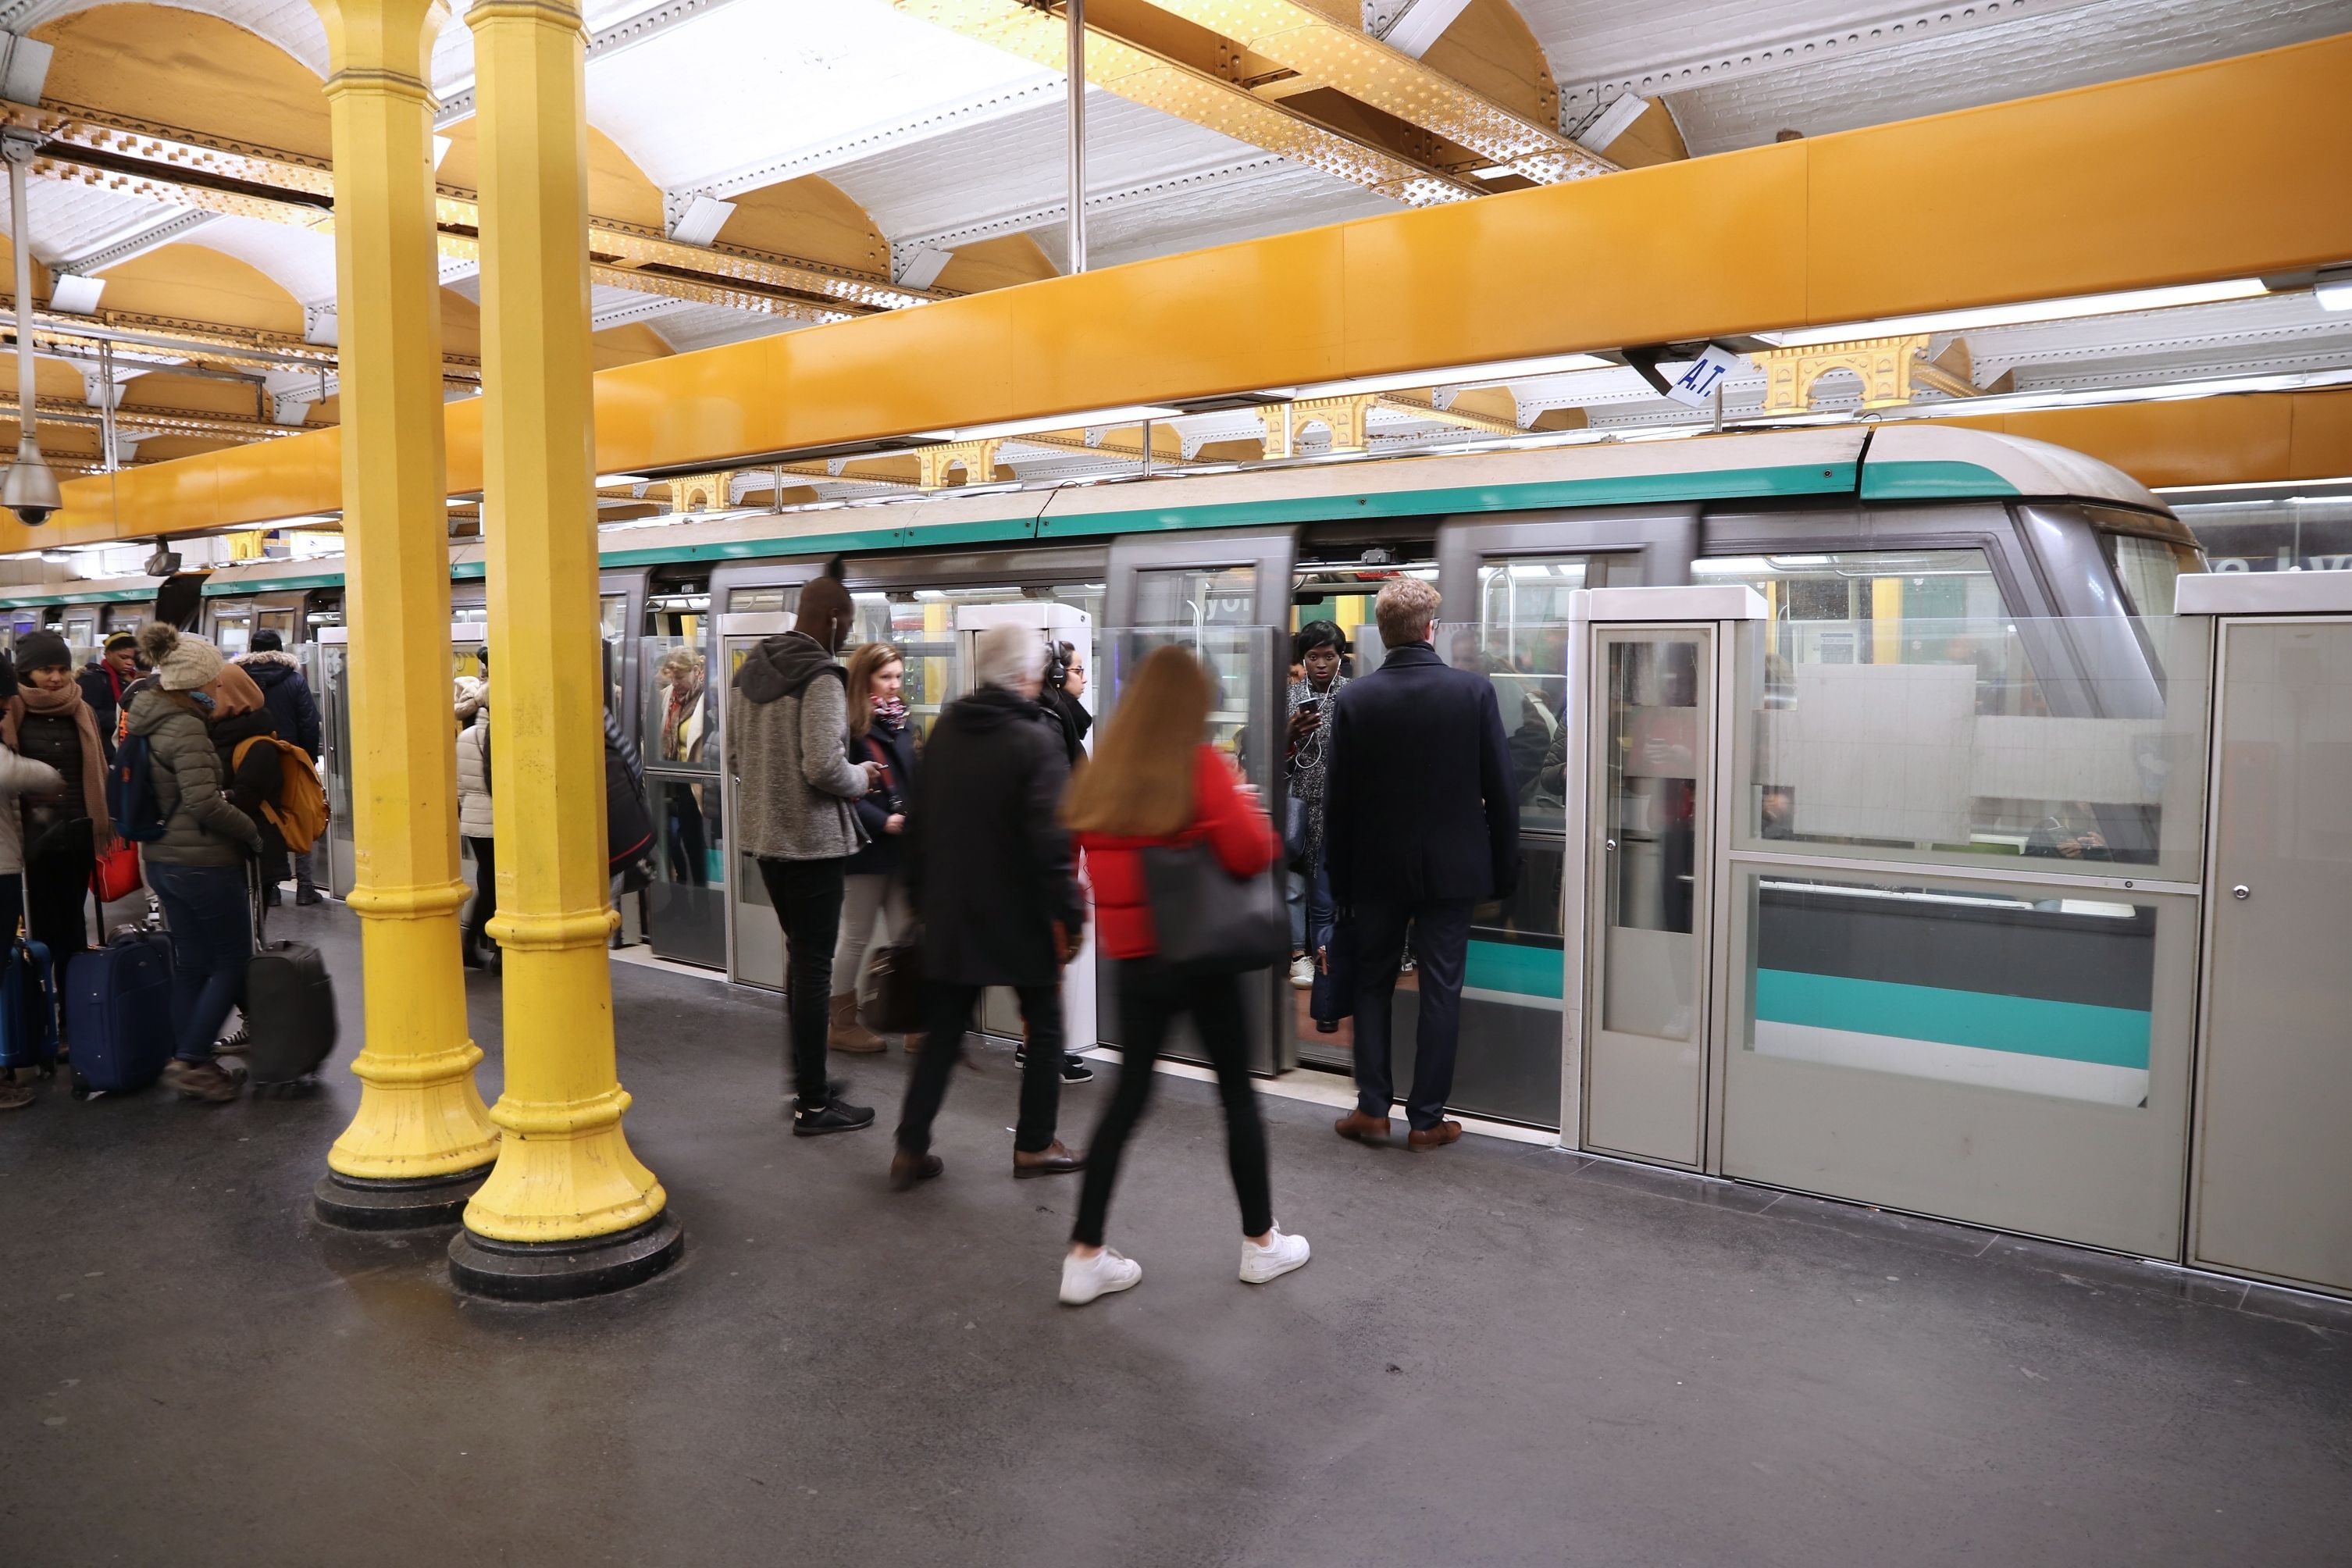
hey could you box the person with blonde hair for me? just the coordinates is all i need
[1056,643,1309,1306]
[829,640,918,1052]
[1325,576,1519,1152]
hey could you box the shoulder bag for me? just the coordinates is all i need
[1139,835,1290,976]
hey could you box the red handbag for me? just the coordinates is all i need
[91,841,142,903]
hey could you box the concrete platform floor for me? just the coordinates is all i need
[2,901,2347,1567]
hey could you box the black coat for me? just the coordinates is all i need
[77,661,128,761]
[241,652,323,759]
[1038,685,1091,768]
[844,712,918,877]
[904,686,1080,987]
[1323,642,1520,907]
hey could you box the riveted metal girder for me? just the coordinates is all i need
[894,0,1481,205]
[1142,0,1613,184]
[0,102,946,319]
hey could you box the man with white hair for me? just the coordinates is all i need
[890,624,1089,1191]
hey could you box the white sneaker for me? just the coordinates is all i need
[1239,1224,1310,1285]
[1060,1247,1143,1306]
[1288,955,1316,989]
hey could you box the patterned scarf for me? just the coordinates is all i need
[871,695,908,728]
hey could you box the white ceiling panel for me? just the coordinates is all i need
[37,0,329,77]
[12,180,175,264]
[183,215,340,306]
[585,0,1054,194]
[1662,0,2352,154]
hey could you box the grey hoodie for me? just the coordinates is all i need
[727,631,870,862]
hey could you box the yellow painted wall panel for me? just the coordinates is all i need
[1808,33,2352,321]
[1342,141,1810,373]
[1948,397,2297,491]
[2287,390,2352,479]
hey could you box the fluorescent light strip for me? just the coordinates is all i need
[2155,476,2352,494]
[913,404,1184,443]
[1289,351,1614,400]
[1755,280,2271,349]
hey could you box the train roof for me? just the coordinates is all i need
[2,424,2170,607]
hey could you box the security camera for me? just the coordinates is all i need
[2,438,62,527]
[9,503,53,526]
[144,542,182,578]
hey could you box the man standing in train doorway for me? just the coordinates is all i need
[1323,577,1519,1152]
[731,569,886,1135]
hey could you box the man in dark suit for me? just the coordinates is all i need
[1323,577,1519,1151]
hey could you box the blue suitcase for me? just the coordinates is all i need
[0,932,57,1080]
[65,929,174,1099]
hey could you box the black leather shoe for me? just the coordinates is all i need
[793,1096,875,1137]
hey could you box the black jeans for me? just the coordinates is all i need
[25,817,94,990]
[896,979,1066,1156]
[462,836,497,958]
[755,856,847,1103]
[1072,960,1271,1249]
[1350,896,1473,1130]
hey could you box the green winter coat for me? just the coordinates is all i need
[126,687,261,867]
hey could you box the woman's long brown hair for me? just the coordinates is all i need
[843,641,904,738]
[1060,644,1210,837]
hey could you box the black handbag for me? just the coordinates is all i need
[1139,839,1291,976]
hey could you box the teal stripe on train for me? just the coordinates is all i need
[1466,939,1563,1000]
[1755,968,2150,1068]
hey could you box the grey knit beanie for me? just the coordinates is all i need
[136,621,226,692]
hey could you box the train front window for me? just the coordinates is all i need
[2101,531,2201,617]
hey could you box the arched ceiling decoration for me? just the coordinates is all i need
[0,0,2343,515]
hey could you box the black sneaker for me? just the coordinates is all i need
[294,887,323,907]
[792,1096,875,1137]
[1060,1057,1094,1084]
[214,1028,252,1058]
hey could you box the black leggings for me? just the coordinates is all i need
[1072,960,1272,1249]
[25,818,94,985]
[463,836,497,957]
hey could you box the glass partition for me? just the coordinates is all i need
[1132,566,1256,633]
[317,638,355,900]
[641,633,725,969]
[1735,615,2210,882]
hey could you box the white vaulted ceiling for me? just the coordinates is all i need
[2,0,2347,483]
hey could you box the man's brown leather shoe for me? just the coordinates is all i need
[1407,1119,1463,1151]
[889,1150,944,1191]
[1335,1110,1391,1142]
[1014,1140,1085,1178]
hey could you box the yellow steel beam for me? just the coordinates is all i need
[1142,0,1613,184]
[895,0,1481,205]
[4,101,945,316]
[28,33,2352,543]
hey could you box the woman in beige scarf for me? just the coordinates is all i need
[5,631,115,994]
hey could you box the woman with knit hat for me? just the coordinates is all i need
[127,622,264,1104]
[8,629,115,1000]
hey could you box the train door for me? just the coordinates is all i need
[253,595,302,647]
[1384,512,1680,1128]
[314,625,488,904]
[1105,530,1296,1073]
[2190,596,2352,1295]
[640,579,732,971]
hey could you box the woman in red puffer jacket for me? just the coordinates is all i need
[1055,644,1310,1307]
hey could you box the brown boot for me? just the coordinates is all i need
[1335,1110,1391,1143]
[829,993,886,1053]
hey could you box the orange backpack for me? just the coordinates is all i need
[231,735,329,853]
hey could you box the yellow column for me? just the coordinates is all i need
[309,0,500,1229]
[449,0,679,1299]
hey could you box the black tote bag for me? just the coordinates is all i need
[1139,839,1291,976]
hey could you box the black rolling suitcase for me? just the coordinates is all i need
[244,864,337,1092]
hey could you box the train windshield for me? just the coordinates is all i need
[2098,526,2204,617]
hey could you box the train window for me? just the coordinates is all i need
[2101,532,2201,616]
[1466,554,1634,835]
[728,588,791,615]
[1134,565,1254,629]
[257,608,298,644]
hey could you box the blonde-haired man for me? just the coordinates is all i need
[1322,576,1520,1151]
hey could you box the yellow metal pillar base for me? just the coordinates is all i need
[451,0,676,1299]
[310,0,499,1230]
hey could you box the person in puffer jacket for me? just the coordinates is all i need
[728,571,882,1136]
[455,693,495,970]
[127,622,262,1105]
[0,647,65,1111]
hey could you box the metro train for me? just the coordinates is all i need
[0,422,2204,1131]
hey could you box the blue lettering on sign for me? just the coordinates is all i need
[1674,358,1730,398]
